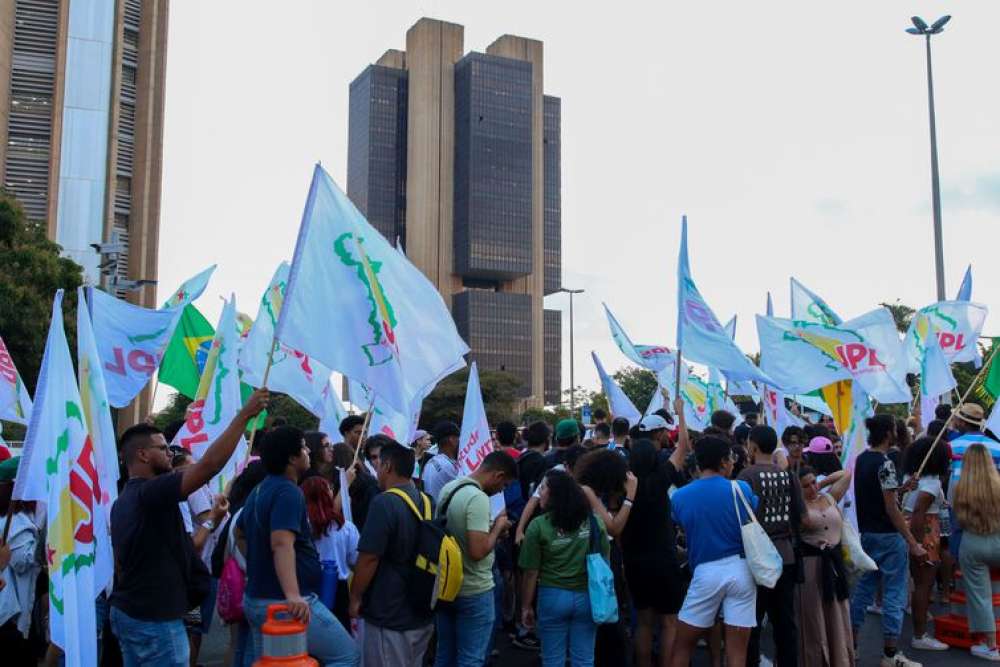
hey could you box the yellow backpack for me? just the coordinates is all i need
[387,487,465,609]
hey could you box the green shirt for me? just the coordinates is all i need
[437,477,494,597]
[518,513,610,591]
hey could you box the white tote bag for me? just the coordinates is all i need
[731,481,783,589]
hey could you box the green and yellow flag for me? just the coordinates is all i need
[158,305,215,399]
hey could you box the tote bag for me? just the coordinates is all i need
[585,515,618,624]
[731,481,783,589]
[841,516,877,575]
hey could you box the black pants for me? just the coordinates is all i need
[747,564,798,667]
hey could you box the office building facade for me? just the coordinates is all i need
[0,0,169,421]
[347,18,562,406]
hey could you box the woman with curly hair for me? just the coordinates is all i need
[953,443,1000,661]
[901,436,951,651]
[519,471,610,667]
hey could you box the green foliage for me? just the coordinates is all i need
[520,404,571,426]
[612,366,658,413]
[418,368,522,429]
[880,301,916,334]
[0,190,85,392]
[563,386,608,418]
[152,392,192,431]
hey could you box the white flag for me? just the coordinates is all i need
[13,291,99,667]
[592,352,642,427]
[276,165,468,413]
[0,334,33,424]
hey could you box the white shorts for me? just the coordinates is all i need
[678,554,757,629]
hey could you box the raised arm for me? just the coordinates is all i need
[181,389,269,498]
[819,469,852,503]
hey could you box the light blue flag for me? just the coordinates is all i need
[719,315,759,400]
[592,352,642,427]
[677,217,771,384]
[604,303,679,373]
[160,264,217,310]
[276,165,469,413]
[956,265,972,301]
[790,277,842,326]
[316,378,348,444]
[756,308,911,403]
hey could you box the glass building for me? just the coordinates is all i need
[347,19,562,406]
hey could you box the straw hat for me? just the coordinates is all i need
[954,403,985,429]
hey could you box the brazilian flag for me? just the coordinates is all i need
[159,305,215,399]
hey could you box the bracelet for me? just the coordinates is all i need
[623,499,634,507]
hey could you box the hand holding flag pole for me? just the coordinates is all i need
[916,346,998,478]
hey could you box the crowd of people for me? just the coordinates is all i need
[2,392,1000,667]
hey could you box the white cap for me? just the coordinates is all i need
[638,415,670,432]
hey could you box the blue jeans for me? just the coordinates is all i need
[849,532,908,640]
[537,586,597,667]
[109,607,189,667]
[434,589,495,667]
[244,593,359,667]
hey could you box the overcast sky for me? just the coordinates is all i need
[156,1,1000,404]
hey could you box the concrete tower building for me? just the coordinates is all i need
[0,0,169,422]
[0,0,168,305]
[347,18,562,406]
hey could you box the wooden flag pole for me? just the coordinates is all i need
[243,338,277,462]
[1,506,13,545]
[916,347,997,478]
[351,397,377,467]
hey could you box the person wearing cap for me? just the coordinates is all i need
[803,436,843,482]
[410,429,431,479]
[544,419,582,471]
[422,421,461,502]
[636,415,673,468]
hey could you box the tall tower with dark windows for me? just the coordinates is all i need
[347,18,562,406]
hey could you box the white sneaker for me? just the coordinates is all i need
[880,652,923,667]
[911,634,949,651]
[971,644,1000,661]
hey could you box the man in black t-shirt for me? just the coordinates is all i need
[350,440,434,666]
[109,389,268,666]
[849,415,926,667]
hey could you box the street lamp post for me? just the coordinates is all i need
[559,287,585,414]
[906,14,951,301]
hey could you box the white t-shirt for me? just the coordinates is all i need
[313,521,360,580]
[903,475,944,515]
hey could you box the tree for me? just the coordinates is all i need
[520,404,571,426]
[418,368,522,429]
[0,191,85,441]
[0,190,85,393]
[881,301,915,334]
[612,366,658,412]
[563,386,608,417]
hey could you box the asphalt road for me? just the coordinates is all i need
[200,605,984,666]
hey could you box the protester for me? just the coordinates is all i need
[803,436,843,480]
[349,435,384,529]
[301,475,359,628]
[953,443,1000,661]
[0,496,41,664]
[849,414,926,667]
[738,425,803,667]
[636,414,672,453]
[591,422,612,449]
[710,409,737,436]
[621,398,691,667]
[546,420,582,469]
[797,466,854,666]
[585,408,609,440]
[901,437,951,651]
[610,417,631,454]
[422,421,461,500]
[434,451,517,667]
[780,426,806,472]
[108,390,267,666]
[302,431,335,481]
[411,429,432,478]
[670,436,759,667]
[239,425,359,666]
[519,471,610,667]
[339,415,365,453]
[516,421,551,505]
[349,440,436,666]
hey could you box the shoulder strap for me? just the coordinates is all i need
[438,480,479,518]
[731,481,758,525]
[587,514,601,555]
[387,488,431,520]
